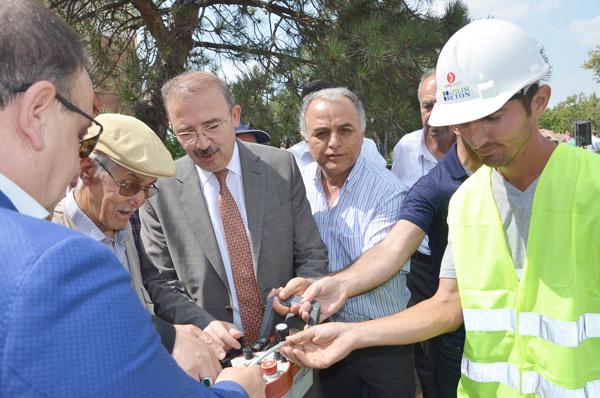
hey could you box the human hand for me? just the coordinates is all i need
[267,288,292,317]
[204,320,242,352]
[216,365,266,398]
[174,324,226,360]
[172,324,223,382]
[270,277,313,316]
[279,322,357,368]
[282,276,347,323]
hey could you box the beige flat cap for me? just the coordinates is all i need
[88,113,175,178]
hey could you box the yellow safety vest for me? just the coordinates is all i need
[448,144,600,397]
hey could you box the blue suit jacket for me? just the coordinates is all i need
[0,190,247,397]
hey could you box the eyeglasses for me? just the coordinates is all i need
[96,161,159,199]
[174,116,230,145]
[11,83,103,158]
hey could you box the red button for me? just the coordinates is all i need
[261,360,277,376]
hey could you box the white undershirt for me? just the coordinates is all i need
[195,142,249,334]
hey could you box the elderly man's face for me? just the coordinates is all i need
[419,74,454,140]
[168,84,240,173]
[85,162,156,237]
[305,97,364,180]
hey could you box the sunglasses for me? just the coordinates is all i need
[12,83,103,158]
[96,161,159,199]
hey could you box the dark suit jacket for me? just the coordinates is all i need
[140,140,328,328]
[0,189,246,397]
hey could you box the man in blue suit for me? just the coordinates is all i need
[0,1,263,397]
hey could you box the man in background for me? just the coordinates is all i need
[235,121,271,144]
[390,69,456,397]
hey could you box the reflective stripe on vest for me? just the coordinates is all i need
[462,357,600,397]
[463,309,600,347]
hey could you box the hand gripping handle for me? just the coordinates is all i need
[254,295,320,350]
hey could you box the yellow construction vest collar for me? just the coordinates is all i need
[448,144,600,397]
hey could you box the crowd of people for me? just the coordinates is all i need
[1,1,599,398]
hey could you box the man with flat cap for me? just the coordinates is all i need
[53,113,226,383]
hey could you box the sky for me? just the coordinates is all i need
[429,0,600,108]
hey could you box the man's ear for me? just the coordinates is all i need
[451,125,461,137]
[17,81,57,152]
[79,157,94,187]
[531,84,551,118]
[231,105,242,128]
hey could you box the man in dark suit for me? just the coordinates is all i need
[0,1,263,396]
[140,71,329,353]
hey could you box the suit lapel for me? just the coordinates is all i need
[176,157,230,288]
[239,141,266,272]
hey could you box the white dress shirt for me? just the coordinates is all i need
[196,142,248,333]
[0,173,49,219]
[391,129,438,255]
[288,138,387,170]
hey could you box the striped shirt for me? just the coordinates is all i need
[65,190,131,282]
[302,155,410,322]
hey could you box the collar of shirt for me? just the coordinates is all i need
[287,140,315,170]
[0,172,49,219]
[65,189,128,245]
[441,143,471,179]
[305,155,365,206]
[196,141,243,186]
[418,129,438,163]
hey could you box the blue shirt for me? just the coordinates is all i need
[399,143,469,286]
[398,143,468,346]
[302,155,410,322]
[0,189,248,398]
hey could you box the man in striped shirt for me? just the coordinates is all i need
[298,87,413,397]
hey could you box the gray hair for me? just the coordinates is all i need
[74,152,117,191]
[417,69,436,102]
[161,71,235,115]
[299,87,366,139]
[0,0,89,109]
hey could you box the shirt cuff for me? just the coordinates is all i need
[211,381,250,397]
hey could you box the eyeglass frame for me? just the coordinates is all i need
[10,83,103,158]
[95,160,159,199]
[173,112,232,144]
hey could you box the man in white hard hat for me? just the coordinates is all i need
[279,19,600,398]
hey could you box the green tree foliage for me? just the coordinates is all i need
[539,92,600,133]
[46,0,469,158]
[297,0,470,156]
[583,45,600,84]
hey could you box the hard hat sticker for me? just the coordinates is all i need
[442,87,471,102]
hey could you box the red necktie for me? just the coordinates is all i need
[214,169,263,346]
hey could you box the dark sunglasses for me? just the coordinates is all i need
[11,83,103,158]
[96,161,159,199]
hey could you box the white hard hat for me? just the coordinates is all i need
[429,19,549,127]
